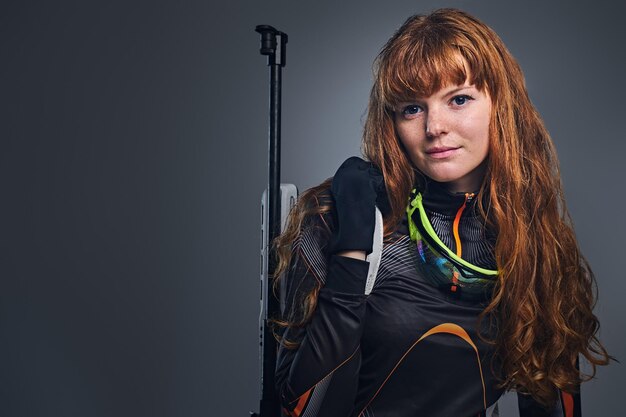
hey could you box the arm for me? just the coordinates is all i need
[517,390,581,417]
[275,157,389,417]
[517,358,582,417]
[275,247,369,417]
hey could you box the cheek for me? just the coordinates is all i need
[396,130,420,164]
[478,117,491,153]
[477,105,492,146]
[396,129,427,171]
[461,112,491,151]
[395,122,423,151]
[396,126,410,149]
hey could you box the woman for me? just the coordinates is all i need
[272,8,609,417]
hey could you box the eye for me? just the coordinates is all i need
[451,94,473,106]
[400,104,423,119]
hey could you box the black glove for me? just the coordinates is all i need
[329,156,390,255]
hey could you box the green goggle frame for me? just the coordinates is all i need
[407,190,498,298]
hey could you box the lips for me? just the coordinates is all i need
[426,146,459,154]
[425,146,460,159]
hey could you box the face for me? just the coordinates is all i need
[394,81,492,193]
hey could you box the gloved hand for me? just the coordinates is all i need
[329,156,390,255]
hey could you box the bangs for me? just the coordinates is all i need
[378,39,487,109]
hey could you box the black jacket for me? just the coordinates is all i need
[275,179,580,417]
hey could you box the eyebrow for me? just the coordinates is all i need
[395,86,476,107]
[441,85,473,98]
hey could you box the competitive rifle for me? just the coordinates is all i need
[251,25,294,417]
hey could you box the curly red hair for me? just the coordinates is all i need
[273,8,610,405]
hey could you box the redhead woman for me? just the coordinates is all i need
[272,8,610,417]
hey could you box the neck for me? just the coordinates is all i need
[441,159,488,193]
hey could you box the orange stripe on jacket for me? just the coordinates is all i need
[452,193,474,258]
[358,322,487,415]
[561,391,574,417]
[290,387,313,417]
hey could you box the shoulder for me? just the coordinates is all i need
[295,178,336,233]
[296,184,335,255]
[279,184,335,319]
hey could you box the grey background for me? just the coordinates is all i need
[1,0,624,416]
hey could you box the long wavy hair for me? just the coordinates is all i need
[273,8,609,405]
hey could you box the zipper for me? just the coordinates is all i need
[450,192,475,292]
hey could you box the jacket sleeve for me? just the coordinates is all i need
[275,217,369,417]
[517,389,581,417]
[516,357,582,417]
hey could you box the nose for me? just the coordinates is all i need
[425,108,447,138]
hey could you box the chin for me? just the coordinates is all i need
[423,171,464,184]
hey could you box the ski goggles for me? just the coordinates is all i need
[407,190,498,300]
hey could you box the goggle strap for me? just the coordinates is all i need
[406,191,498,277]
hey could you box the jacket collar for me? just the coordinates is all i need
[420,179,480,217]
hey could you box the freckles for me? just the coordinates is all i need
[399,122,425,142]
[396,126,414,146]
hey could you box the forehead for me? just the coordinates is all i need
[380,49,488,108]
